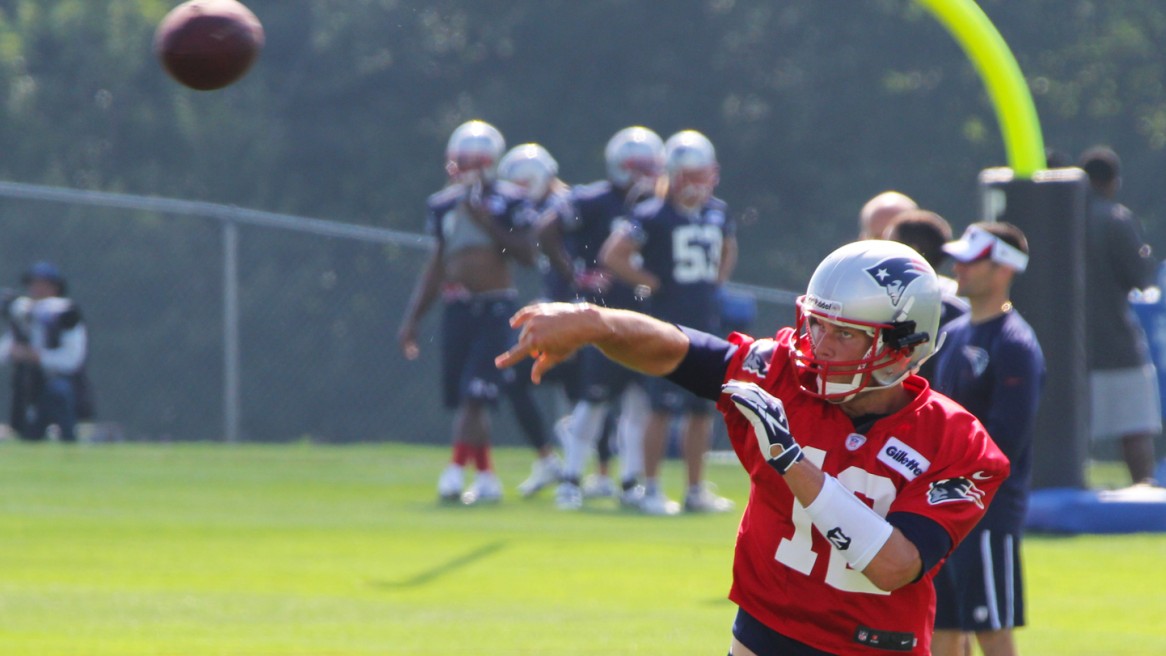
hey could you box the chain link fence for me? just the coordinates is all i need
[0,182,796,446]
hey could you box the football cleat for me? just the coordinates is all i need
[517,455,562,498]
[581,474,617,499]
[437,464,464,503]
[619,484,647,510]
[555,482,584,511]
[639,489,681,516]
[461,471,502,505]
[683,483,736,513]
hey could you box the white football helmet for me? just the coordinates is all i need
[604,126,664,190]
[664,130,719,211]
[445,120,505,184]
[498,143,559,201]
[791,240,942,402]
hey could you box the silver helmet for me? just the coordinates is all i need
[791,240,942,402]
[664,130,719,211]
[604,126,664,189]
[498,143,559,201]
[445,120,505,184]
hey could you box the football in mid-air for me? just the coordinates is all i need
[154,0,265,91]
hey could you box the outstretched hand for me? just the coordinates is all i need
[495,302,596,384]
[722,380,805,475]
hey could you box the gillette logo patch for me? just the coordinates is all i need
[878,437,930,481]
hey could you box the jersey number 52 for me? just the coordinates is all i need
[671,225,723,284]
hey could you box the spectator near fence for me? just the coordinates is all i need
[0,261,94,442]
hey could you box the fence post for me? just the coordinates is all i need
[223,218,241,443]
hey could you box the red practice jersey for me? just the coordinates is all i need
[718,328,1009,655]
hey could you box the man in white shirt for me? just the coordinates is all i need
[0,261,90,442]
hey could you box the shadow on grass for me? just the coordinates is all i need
[369,540,508,589]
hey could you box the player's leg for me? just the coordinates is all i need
[504,359,549,452]
[930,631,972,656]
[41,376,78,442]
[970,527,1024,656]
[585,364,644,499]
[942,527,1024,655]
[1090,364,1162,485]
[555,397,607,509]
[437,299,474,501]
[640,377,680,515]
[505,347,561,497]
[682,397,733,512]
[932,544,974,656]
[973,629,1017,656]
[554,346,616,508]
[458,297,514,505]
[615,381,649,505]
[582,410,618,498]
[1121,432,1158,484]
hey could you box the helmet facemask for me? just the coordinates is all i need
[663,130,718,213]
[790,302,930,402]
[669,166,719,212]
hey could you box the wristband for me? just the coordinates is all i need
[804,475,894,572]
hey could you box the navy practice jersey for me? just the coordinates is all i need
[933,310,1045,531]
[527,189,575,301]
[425,181,530,258]
[562,180,648,308]
[626,196,735,331]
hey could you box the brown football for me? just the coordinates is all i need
[154,0,264,91]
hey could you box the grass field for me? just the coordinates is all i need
[0,441,1163,655]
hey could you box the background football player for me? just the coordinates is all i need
[540,126,662,510]
[599,129,738,514]
[397,120,537,505]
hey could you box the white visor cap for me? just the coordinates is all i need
[942,225,1028,272]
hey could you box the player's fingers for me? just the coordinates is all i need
[530,352,564,385]
[508,304,539,328]
[494,342,533,370]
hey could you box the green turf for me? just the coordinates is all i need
[0,441,1162,655]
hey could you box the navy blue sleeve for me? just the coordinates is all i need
[887,511,952,580]
[664,325,737,401]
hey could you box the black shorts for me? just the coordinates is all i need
[440,293,517,408]
[732,607,833,656]
[933,527,1025,631]
[576,345,644,403]
[644,376,714,415]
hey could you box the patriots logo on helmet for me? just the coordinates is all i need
[927,477,986,509]
[864,257,928,306]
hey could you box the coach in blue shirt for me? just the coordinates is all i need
[930,222,1046,656]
